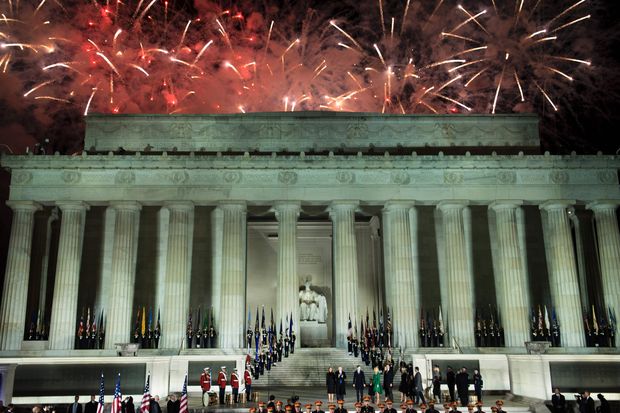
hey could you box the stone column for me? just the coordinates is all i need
[489,201,531,348]
[48,202,89,350]
[0,201,41,350]
[437,201,475,348]
[218,202,247,349]
[273,202,301,330]
[540,201,585,347]
[587,201,620,321]
[104,202,141,349]
[161,202,194,349]
[382,201,419,349]
[210,207,224,336]
[329,201,359,348]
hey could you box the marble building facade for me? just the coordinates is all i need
[0,112,619,402]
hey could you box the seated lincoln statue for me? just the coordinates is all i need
[299,278,328,323]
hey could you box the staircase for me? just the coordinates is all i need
[252,347,380,386]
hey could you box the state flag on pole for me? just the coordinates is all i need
[111,374,122,413]
[96,372,105,413]
[140,374,151,413]
[179,375,189,413]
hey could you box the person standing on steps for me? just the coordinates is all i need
[372,366,383,405]
[446,367,456,403]
[384,364,395,403]
[432,365,442,404]
[336,366,348,402]
[413,367,426,405]
[200,367,211,407]
[353,365,367,403]
[472,370,483,404]
[327,367,337,403]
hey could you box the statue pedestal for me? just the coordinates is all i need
[300,321,330,347]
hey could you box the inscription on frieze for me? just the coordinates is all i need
[298,253,322,265]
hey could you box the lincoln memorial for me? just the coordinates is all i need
[0,113,618,404]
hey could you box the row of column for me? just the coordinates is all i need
[1,199,619,350]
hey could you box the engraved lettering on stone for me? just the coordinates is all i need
[597,170,617,184]
[171,122,193,139]
[444,171,464,184]
[550,171,569,184]
[336,171,355,184]
[223,171,242,184]
[61,170,81,184]
[298,253,322,265]
[346,123,368,139]
[260,124,281,139]
[115,170,135,184]
[170,171,189,184]
[278,171,298,185]
[497,171,516,184]
[13,171,32,184]
[391,171,411,185]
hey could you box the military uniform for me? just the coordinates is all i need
[217,367,227,405]
[314,401,325,413]
[384,401,397,413]
[361,397,374,413]
[200,368,211,406]
[335,401,348,413]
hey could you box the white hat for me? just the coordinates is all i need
[221,366,226,369]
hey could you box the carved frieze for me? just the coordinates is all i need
[223,171,242,183]
[444,171,464,184]
[13,171,32,184]
[115,171,135,184]
[391,171,411,185]
[61,170,81,184]
[550,171,569,184]
[336,171,355,184]
[278,171,298,184]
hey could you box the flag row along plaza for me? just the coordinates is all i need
[0,113,618,410]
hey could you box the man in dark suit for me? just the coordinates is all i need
[551,388,566,413]
[67,396,82,413]
[446,367,456,403]
[84,395,97,413]
[414,367,426,405]
[455,368,469,407]
[578,392,594,413]
[353,366,366,403]
[149,396,161,413]
[383,364,395,402]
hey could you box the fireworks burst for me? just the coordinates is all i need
[443,0,592,113]
[0,0,613,153]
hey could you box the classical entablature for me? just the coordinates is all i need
[2,152,619,204]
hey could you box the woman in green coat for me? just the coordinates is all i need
[372,366,383,404]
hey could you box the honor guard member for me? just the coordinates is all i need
[467,406,474,413]
[377,403,386,413]
[258,402,266,413]
[231,368,240,403]
[355,403,363,413]
[405,400,417,413]
[291,331,297,353]
[268,408,274,413]
[427,403,440,413]
[442,404,451,413]
[314,401,325,413]
[285,406,293,413]
[335,400,347,413]
[247,327,253,348]
[294,402,302,413]
[361,396,374,413]
[490,408,498,413]
[276,401,284,413]
[306,404,313,413]
[244,365,253,402]
[217,366,227,405]
[450,403,462,413]
[420,404,428,413]
[400,404,408,413]
[474,403,484,413]
[328,405,336,413]
[250,408,257,413]
[200,368,211,406]
[385,400,397,413]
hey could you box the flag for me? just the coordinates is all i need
[261,306,265,330]
[289,312,293,338]
[609,307,616,331]
[148,308,153,334]
[438,306,444,334]
[248,309,251,331]
[552,307,559,328]
[155,309,161,336]
[592,305,599,333]
[77,313,85,338]
[141,307,146,337]
[254,308,259,334]
[111,374,122,413]
[179,375,188,413]
[347,314,352,338]
[96,372,105,413]
[86,307,92,337]
[140,375,151,413]
[134,307,141,336]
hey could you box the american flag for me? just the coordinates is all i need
[179,375,188,413]
[111,374,122,413]
[96,373,105,413]
[140,375,151,413]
